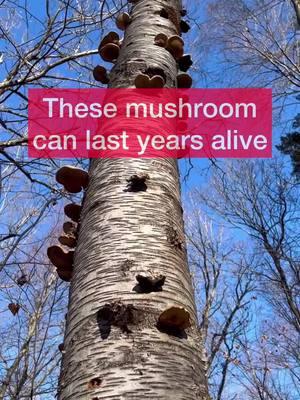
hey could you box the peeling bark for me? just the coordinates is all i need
[58,1,209,399]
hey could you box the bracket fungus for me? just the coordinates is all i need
[58,343,64,352]
[47,245,74,270]
[56,165,89,193]
[180,8,187,17]
[134,74,165,89]
[63,221,77,236]
[47,246,74,282]
[59,235,77,248]
[134,274,166,293]
[178,54,193,72]
[116,12,131,30]
[64,203,82,222]
[8,303,20,316]
[98,32,121,63]
[177,72,192,88]
[154,33,168,48]
[93,65,109,84]
[99,31,120,48]
[158,306,191,331]
[99,43,120,63]
[180,20,190,33]
[167,35,184,60]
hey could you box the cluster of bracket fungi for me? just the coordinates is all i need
[48,6,193,343]
[47,166,89,282]
[93,5,192,89]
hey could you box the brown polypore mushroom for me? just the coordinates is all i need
[99,31,120,48]
[158,306,191,330]
[47,245,74,270]
[167,35,184,59]
[58,343,64,352]
[93,65,109,84]
[154,33,168,48]
[135,74,165,89]
[59,235,77,248]
[99,43,120,63]
[177,72,192,88]
[57,268,73,282]
[116,12,131,30]
[8,303,20,316]
[56,165,89,193]
[63,221,77,236]
[64,203,82,222]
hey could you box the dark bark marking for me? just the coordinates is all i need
[121,259,134,276]
[133,274,166,293]
[87,377,102,390]
[159,8,169,19]
[97,302,140,339]
[124,174,149,192]
[166,226,184,251]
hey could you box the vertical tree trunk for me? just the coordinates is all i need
[58,1,209,399]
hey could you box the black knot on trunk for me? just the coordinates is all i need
[88,377,102,390]
[124,174,149,192]
[134,274,166,293]
[97,302,138,339]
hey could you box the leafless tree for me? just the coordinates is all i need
[192,158,300,399]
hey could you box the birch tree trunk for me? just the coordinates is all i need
[58,1,209,399]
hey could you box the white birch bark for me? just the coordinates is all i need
[58,1,209,399]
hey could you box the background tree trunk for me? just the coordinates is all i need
[58,1,209,399]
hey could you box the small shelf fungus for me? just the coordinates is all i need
[157,306,191,333]
[134,73,165,89]
[116,12,132,30]
[134,274,166,293]
[63,221,78,236]
[124,174,149,192]
[59,235,77,248]
[167,35,184,60]
[98,32,121,63]
[58,343,64,352]
[180,8,187,17]
[56,165,89,194]
[178,54,193,72]
[8,303,20,316]
[180,20,190,33]
[154,33,168,48]
[177,72,192,88]
[47,245,74,282]
[93,65,109,84]
[64,203,82,222]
